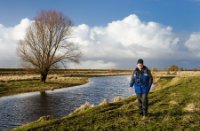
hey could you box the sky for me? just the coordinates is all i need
[0,0,200,69]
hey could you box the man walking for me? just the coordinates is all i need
[129,59,153,117]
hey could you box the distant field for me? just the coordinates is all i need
[0,68,132,77]
[1,68,200,97]
[0,69,131,97]
[1,68,200,76]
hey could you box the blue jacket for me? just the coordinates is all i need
[129,65,153,94]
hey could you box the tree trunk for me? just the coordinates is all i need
[40,90,46,96]
[41,72,48,83]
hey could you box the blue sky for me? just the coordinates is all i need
[0,0,200,33]
[0,0,200,69]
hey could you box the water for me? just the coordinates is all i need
[0,75,134,130]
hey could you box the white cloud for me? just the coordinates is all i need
[0,14,199,69]
[0,18,32,68]
[67,60,116,69]
[67,14,181,68]
[185,33,200,57]
[12,18,32,40]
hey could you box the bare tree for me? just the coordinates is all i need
[18,10,81,82]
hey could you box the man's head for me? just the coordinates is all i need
[137,59,143,70]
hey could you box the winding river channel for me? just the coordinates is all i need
[0,75,137,130]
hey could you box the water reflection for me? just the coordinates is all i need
[0,75,133,130]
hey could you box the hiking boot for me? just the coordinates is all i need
[138,110,143,116]
[139,112,143,116]
[143,112,148,117]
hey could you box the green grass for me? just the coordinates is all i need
[0,77,88,97]
[13,76,200,130]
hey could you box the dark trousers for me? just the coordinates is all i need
[136,93,149,115]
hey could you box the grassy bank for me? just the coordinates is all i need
[13,76,200,130]
[0,76,89,97]
[0,69,132,97]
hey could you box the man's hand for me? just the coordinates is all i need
[129,87,133,93]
